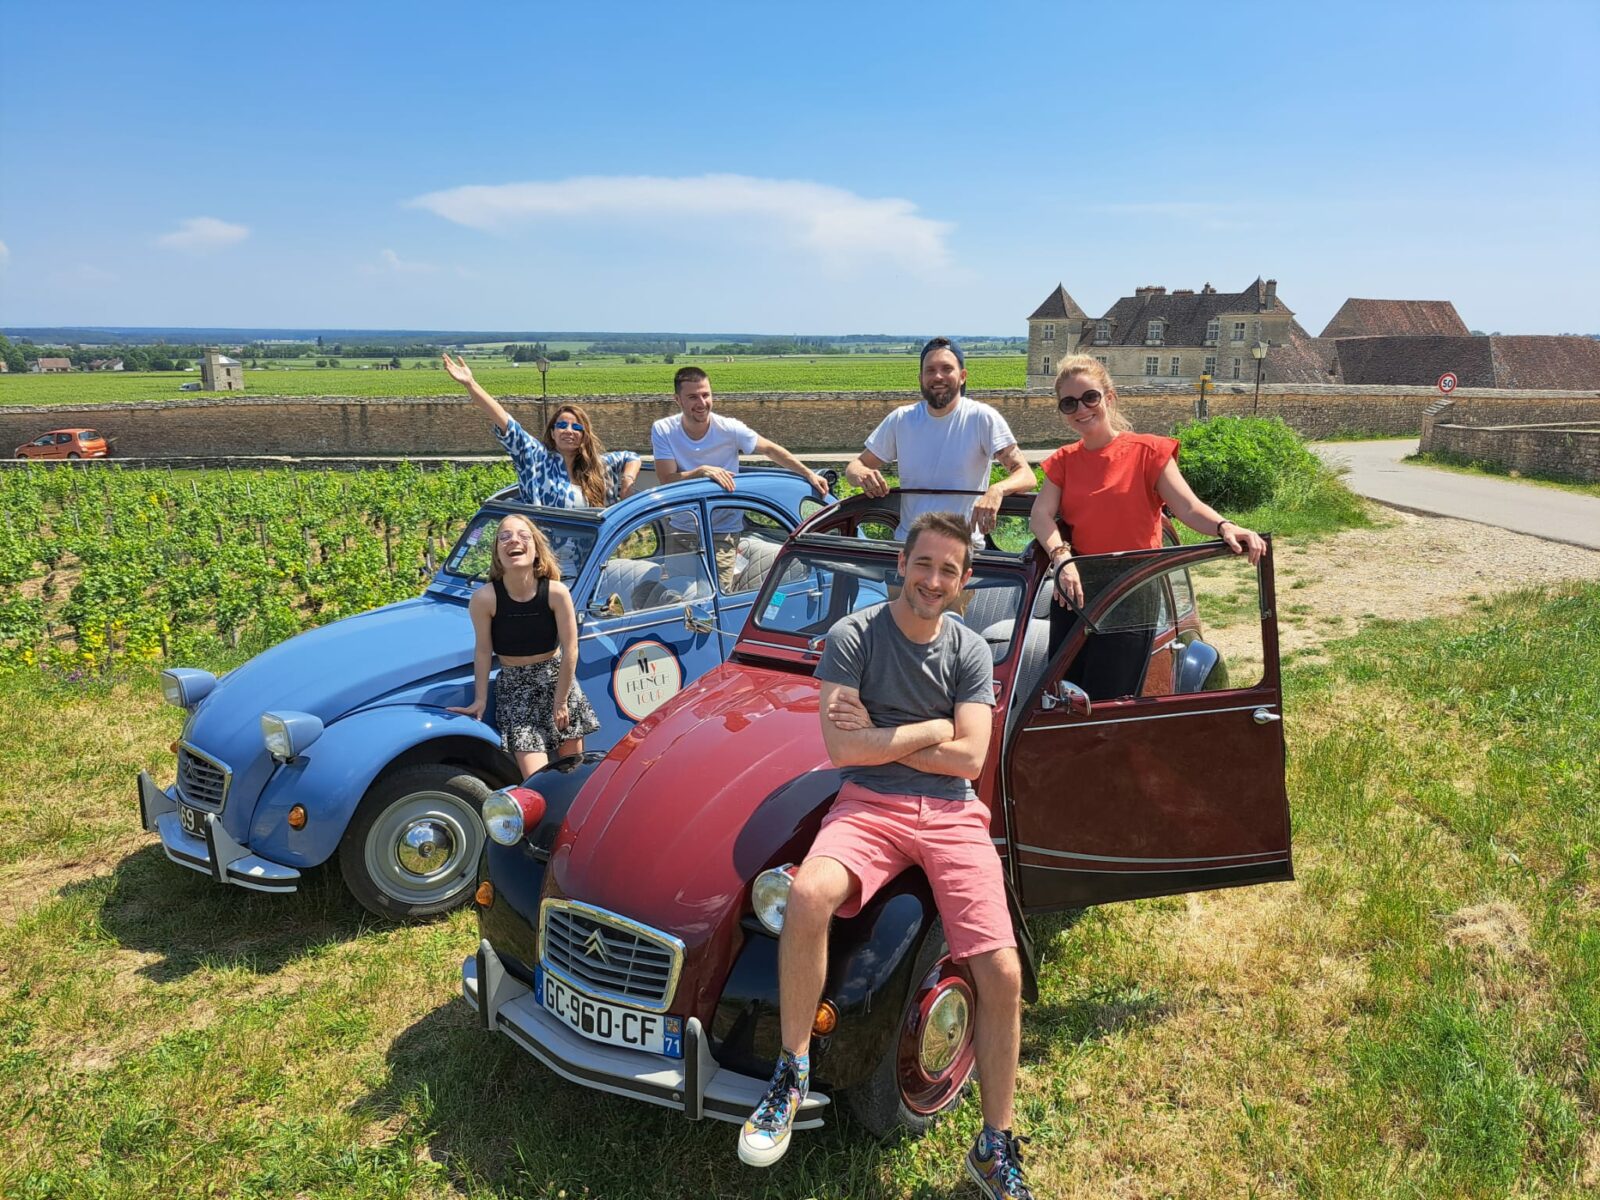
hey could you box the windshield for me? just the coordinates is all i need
[752,548,1026,651]
[444,511,598,585]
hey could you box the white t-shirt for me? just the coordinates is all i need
[651,412,759,474]
[651,412,762,535]
[864,397,1017,542]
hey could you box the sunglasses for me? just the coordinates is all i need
[496,529,531,543]
[1056,389,1105,415]
[551,420,585,433]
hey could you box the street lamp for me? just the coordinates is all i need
[1197,373,1211,422]
[1251,341,1269,414]
[536,357,550,398]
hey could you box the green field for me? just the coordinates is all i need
[0,355,1028,406]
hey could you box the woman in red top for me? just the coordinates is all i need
[1028,354,1267,695]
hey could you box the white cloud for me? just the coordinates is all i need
[379,248,435,273]
[407,173,954,273]
[156,216,250,252]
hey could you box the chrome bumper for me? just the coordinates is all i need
[137,770,301,893]
[462,940,830,1127]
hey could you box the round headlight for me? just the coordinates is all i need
[752,864,796,935]
[483,786,546,846]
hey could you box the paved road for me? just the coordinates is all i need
[1310,438,1600,550]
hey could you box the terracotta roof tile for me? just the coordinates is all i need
[1320,299,1468,339]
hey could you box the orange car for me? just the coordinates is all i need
[14,428,112,460]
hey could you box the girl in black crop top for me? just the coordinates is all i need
[447,513,601,775]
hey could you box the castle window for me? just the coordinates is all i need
[1145,356,1159,376]
[1147,320,1163,344]
[1204,354,1216,377]
[1095,355,1108,367]
[1170,356,1181,376]
[1232,321,1246,343]
[1205,319,1219,345]
[1041,323,1055,341]
[1042,356,1051,376]
[1232,357,1242,380]
[1095,321,1110,345]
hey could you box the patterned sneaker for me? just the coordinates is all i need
[966,1127,1035,1200]
[737,1054,805,1168]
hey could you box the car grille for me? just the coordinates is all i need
[176,745,230,811]
[540,900,684,1013]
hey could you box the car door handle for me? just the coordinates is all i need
[1252,708,1281,724]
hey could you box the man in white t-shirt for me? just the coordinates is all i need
[652,366,829,588]
[845,337,1036,545]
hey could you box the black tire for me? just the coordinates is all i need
[337,763,491,919]
[845,919,975,1140]
[67,452,81,459]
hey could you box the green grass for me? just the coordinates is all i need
[1408,450,1600,499]
[0,356,1028,406]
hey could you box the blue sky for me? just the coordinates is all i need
[2,0,1596,335]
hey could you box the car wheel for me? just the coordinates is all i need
[845,919,977,1140]
[337,763,490,919]
[67,452,81,459]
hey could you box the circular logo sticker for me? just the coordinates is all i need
[612,639,684,722]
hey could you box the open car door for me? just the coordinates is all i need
[1002,540,1292,913]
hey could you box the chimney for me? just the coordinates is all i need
[1201,282,1217,295]
[1265,278,1278,309]
[1134,285,1167,297]
[1171,288,1195,296]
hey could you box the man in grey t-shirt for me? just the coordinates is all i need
[738,512,1036,1200]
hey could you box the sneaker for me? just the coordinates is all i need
[966,1128,1035,1200]
[737,1055,805,1168]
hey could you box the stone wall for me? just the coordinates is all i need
[6,385,1600,459]
[1419,400,1600,481]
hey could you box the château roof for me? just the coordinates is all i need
[1319,298,1468,339]
[1028,284,1088,321]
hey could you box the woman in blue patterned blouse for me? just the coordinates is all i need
[443,354,640,507]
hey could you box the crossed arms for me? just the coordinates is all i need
[818,680,991,781]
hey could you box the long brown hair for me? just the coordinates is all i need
[489,513,561,582]
[1054,354,1132,433]
[542,403,611,506]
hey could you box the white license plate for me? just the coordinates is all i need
[536,966,682,1058]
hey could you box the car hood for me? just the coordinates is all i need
[186,594,473,763]
[551,663,839,947]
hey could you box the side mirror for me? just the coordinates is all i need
[819,467,839,496]
[591,592,625,619]
[1039,679,1092,716]
[1175,639,1228,694]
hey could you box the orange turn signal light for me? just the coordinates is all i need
[812,1000,839,1037]
[287,804,307,830]
[169,740,179,754]
[475,881,495,908]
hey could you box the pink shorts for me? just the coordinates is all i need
[807,781,1016,962]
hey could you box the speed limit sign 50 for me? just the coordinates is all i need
[1437,372,1458,394]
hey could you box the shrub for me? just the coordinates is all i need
[1174,416,1319,510]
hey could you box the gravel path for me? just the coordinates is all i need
[1271,508,1600,659]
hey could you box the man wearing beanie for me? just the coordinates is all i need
[844,337,1036,546]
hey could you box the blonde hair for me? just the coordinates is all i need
[1054,354,1132,433]
[543,403,612,507]
[489,513,561,582]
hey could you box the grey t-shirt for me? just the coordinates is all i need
[815,603,995,801]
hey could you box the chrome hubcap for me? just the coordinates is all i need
[919,984,971,1077]
[396,819,455,877]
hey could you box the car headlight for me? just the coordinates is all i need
[483,786,547,846]
[260,711,324,761]
[752,864,797,935]
[160,668,217,709]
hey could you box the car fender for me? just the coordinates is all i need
[708,872,939,1090]
[247,706,512,866]
[478,752,609,982]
